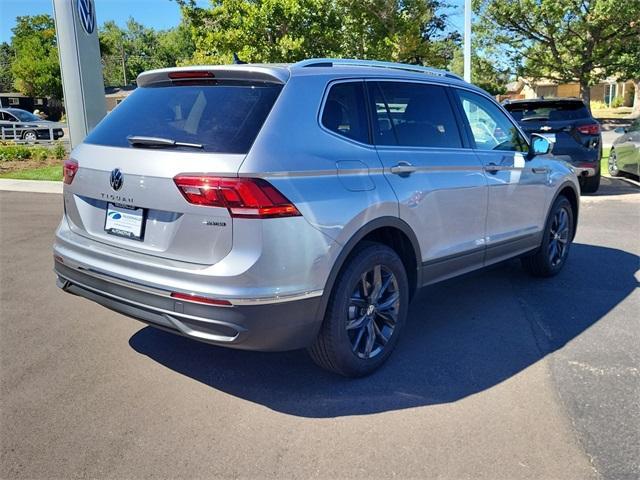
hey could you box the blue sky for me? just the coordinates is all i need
[1,0,464,43]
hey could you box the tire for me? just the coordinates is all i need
[608,149,621,177]
[521,195,574,277]
[308,243,409,377]
[22,130,37,143]
[579,171,600,193]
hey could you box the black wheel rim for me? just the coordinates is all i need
[548,207,570,267]
[608,151,618,175]
[346,264,400,359]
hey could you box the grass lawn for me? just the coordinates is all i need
[601,149,610,176]
[0,165,62,181]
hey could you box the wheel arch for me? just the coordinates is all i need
[314,217,422,325]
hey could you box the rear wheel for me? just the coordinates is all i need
[308,243,409,377]
[521,196,574,277]
[22,130,37,143]
[579,171,600,193]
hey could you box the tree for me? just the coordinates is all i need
[10,15,62,99]
[448,49,509,95]
[175,0,459,67]
[474,0,640,106]
[0,43,15,92]
[99,18,195,86]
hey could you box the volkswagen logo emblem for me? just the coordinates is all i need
[110,168,123,191]
[77,0,96,35]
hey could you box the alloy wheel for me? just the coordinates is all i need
[548,206,570,267]
[608,150,619,176]
[23,131,37,142]
[346,264,400,359]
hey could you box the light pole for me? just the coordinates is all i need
[463,0,471,83]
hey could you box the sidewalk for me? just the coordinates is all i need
[0,179,62,194]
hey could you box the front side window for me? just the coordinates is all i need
[456,90,528,152]
[370,81,462,148]
[321,82,369,144]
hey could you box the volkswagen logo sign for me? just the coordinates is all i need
[110,168,124,191]
[77,0,96,35]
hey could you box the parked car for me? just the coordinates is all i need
[609,119,640,178]
[0,108,64,141]
[53,59,580,377]
[503,98,602,193]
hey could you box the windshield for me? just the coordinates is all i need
[505,101,590,122]
[85,82,282,154]
[10,110,41,122]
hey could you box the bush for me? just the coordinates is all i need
[52,142,66,160]
[611,96,625,108]
[0,145,32,162]
[33,148,50,162]
[590,100,607,110]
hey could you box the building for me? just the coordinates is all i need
[0,92,50,114]
[499,78,635,107]
[105,85,136,112]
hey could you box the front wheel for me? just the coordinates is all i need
[521,196,574,277]
[608,149,621,177]
[308,243,409,377]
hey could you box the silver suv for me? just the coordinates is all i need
[54,59,580,377]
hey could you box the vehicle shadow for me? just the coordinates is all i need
[129,243,638,418]
[582,176,639,197]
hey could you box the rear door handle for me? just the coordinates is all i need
[532,167,548,174]
[390,162,417,176]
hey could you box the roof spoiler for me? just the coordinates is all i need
[137,65,289,87]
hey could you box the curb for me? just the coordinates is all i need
[0,179,63,194]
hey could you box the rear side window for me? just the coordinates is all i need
[321,82,369,144]
[505,101,590,122]
[85,82,282,154]
[370,82,462,148]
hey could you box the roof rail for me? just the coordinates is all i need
[292,58,464,81]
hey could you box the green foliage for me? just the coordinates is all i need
[0,144,62,162]
[52,142,67,160]
[176,0,460,67]
[10,15,62,99]
[449,48,509,96]
[0,43,15,92]
[474,0,640,104]
[610,96,625,108]
[99,18,195,86]
[590,100,606,110]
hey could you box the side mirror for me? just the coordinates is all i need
[529,134,551,157]
[614,127,627,134]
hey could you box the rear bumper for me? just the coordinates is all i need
[55,260,323,351]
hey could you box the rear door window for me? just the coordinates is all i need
[85,82,282,154]
[369,81,462,148]
[321,82,369,144]
[505,101,591,122]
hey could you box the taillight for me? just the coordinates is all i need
[576,124,600,135]
[63,159,78,185]
[173,175,301,219]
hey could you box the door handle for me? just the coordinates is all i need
[532,167,548,174]
[390,162,417,176]
[485,162,500,174]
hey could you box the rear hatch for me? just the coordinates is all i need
[63,69,284,265]
[505,100,601,157]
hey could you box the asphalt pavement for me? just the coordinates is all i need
[1,180,638,479]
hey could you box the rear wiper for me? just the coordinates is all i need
[127,135,203,149]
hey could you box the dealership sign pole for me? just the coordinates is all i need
[52,0,106,148]
[463,0,471,83]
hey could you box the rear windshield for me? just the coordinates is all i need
[85,82,282,154]
[505,101,590,122]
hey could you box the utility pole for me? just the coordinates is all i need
[121,44,127,86]
[463,0,472,83]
